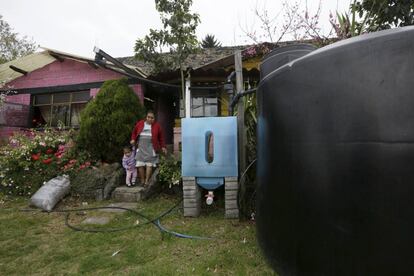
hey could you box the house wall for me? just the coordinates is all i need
[6,59,144,102]
[8,59,122,89]
[1,59,145,140]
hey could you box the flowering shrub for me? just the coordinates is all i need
[0,128,94,196]
[158,154,181,188]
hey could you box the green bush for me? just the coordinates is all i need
[77,78,145,162]
[158,154,181,188]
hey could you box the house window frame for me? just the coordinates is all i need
[32,90,90,128]
[190,90,219,117]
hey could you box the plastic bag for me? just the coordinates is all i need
[29,175,70,211]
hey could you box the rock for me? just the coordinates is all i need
[103,167,124,199]
[141,168,163,200]
[112,186,144,202]
[70,169,106,199]
[81,217,110,225]
[70,163,124,200]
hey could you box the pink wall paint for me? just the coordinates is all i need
[5,58,144,105]
[90,84,144,103]
[90,88,100,98]
[1,58,146,141]
[5,94,30,105]
[8,59,124,89]
[130,84,144,103]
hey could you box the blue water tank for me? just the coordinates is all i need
[182,117,238,188]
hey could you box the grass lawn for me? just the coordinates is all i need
[0,194,275,275]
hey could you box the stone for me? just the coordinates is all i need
[103,167,124,199]
[70,163,125,200]
[140,168,163,200]
[112,186,144,202]
[81,216,110,225]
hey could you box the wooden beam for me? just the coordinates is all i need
[88,62,98,69]
[9,65,28,75]
[49,52,65,62]
[13,78,141,95]
[235,50,246,177]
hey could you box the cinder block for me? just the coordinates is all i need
[183,184,197,190]
[225,177,238,182]
[225,181,239,190]
[225,200,238,210]
[183,190,199,197]
[182,176,196,181]
[225,209,239,219]
[225,190,238,200]
[184,198,201,204]
[184,207,200,217]
[183,202,201,208]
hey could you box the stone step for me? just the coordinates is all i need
[112,186,144,202]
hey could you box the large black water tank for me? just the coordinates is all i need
[260,44,316,79]
[257,27,414,276]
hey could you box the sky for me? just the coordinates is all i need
[2,0,352,58]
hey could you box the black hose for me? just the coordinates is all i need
[19,198,212,239]
[229,88,258,112]
[56,199,181,233]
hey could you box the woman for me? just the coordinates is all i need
[130,110,167,186]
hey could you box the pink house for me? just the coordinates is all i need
[0,48,175,146]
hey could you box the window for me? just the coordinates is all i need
[191,91,218,117]
[32,91,90,127]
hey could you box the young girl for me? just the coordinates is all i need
[122,145,137,187]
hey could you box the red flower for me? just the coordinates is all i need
[31,153,41,161]
[42,158,53,165]
[46,148,54,154]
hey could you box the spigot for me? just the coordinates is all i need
[205,191,214,205]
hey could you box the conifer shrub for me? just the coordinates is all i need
[77,78,145,162]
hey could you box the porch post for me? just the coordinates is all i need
[185,76,191,118]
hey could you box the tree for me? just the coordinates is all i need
[77,78,145,163]
[241,1,336,46]
[329,0,374,40]
[0,15,37,64]
[134,0,200,116]
[352,0,414,31]
[201,34,221,48]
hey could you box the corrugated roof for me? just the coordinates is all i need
[0,47,147,85]
[118,45,249,77]
[0,51,56,84]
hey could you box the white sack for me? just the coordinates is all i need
[29,175,70,211]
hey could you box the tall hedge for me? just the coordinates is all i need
[77,78,145,162]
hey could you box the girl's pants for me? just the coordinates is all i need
[126,168,137,185]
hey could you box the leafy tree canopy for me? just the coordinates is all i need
[0,15,37,64]
[352,0,414,30]
[134,0,200,73]
[201,34,222,48]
